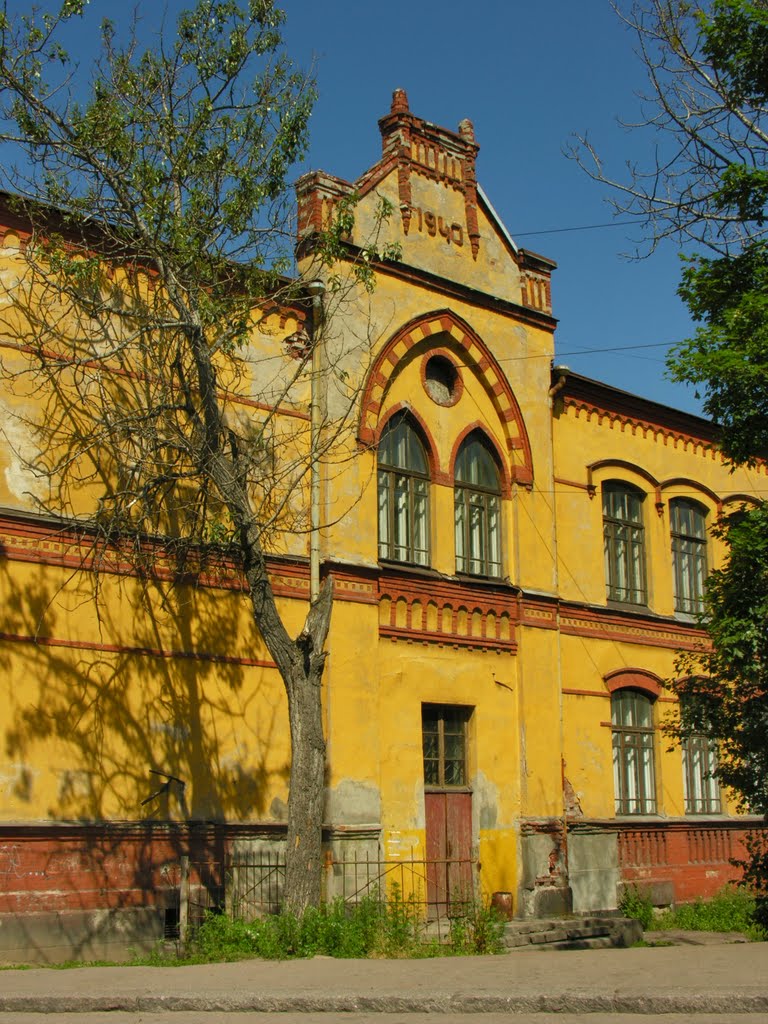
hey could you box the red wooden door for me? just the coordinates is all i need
[424,791,472,917]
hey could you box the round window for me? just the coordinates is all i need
[424,354,460,406]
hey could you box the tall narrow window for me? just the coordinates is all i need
[612,690,657,814]
[603,483,646,605]
[454,433,502,577]
[671,499,708,614]
[422,704,470,787]
[683,734,721,814]
[377,414,430,565]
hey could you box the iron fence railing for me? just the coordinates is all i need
[176,849,479,933]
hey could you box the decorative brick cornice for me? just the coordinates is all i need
[558,371,768,477]
[558,601,707,652]
[604,667,663,697]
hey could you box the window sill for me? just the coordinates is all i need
[606,599,650,614]
[424,785,473,794]
[378,558,436,576]
[454,572,516,590]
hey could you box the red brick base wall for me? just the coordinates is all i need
[617,819,766,904]
[0,822,282,916]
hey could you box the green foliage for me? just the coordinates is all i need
[0,0,316,308]
[618,885,655,930]
[656,0,768,917]
[190,889,503,961]
[734,832,768,931]
[671,244,768,465]
[654,884,768,940]
[671,501,768,815]
[699,0,768,104]
[665,2,768,465]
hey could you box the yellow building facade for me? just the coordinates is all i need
[0,91,763,958]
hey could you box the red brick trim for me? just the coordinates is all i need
[420,348,465,408]
[378,565,519,653]
[563,688,611,699]
[359,309,534,486]
[558,602,706,651]
[0,629,276,669]
[604,667,663,698]
[586,460,661,505]
[722,492,762,508]
[563,391,768,478]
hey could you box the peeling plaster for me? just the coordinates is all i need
[0,400,46,504]
[473,770,499,830]
[326,778,381,824]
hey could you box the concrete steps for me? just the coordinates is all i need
[503,914,642,951]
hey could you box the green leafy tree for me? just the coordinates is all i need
[575,0,768,911]
[0,0,393,913]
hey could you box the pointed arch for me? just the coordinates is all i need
[375,403,442,481]
[359,309,533,485]
[449,423,511,497]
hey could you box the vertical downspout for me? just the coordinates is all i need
[307,280,326,604]
[549,366,569,883]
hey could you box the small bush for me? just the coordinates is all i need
[618,885,654,929]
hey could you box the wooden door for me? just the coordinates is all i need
[424,790,473,917]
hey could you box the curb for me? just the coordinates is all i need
[1,991,767,1015]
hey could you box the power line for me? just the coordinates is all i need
[512,219,645,238]
[494,340,676,365]
[558,340,674,357]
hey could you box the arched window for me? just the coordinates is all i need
[670,499,708,614]
[683,733,721,814]
[454,433,502,577]
[603,482,646,605]
[611,689,656,815]
[377,414,430,565]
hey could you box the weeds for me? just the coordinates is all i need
[448,899,505,955]
[190,887,504,961]
[618,885,655,929]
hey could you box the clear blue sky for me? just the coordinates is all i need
[281,0,703,415]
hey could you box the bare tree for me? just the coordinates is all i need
[570,0,768,256]
[0,0,396,913]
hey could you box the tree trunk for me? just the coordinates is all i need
[241,547,334,915]
[206,446,335,914]
[283,655,327,913]
[281,575,334,913]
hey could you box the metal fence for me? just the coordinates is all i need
[177,849,479,932]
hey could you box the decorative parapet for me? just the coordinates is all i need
[378,567,518,652]
[374,89,481,260]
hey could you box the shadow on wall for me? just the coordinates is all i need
[0,549,292,961]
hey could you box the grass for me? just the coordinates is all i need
[655,885,767,941]
[620,883,768,942]
[188,888,505,962]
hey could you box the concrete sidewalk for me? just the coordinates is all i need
[0,941,766,1015]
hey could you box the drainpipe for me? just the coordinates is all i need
[549,363,570,399]
[548,362,569,883]
[307,279,326,605]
